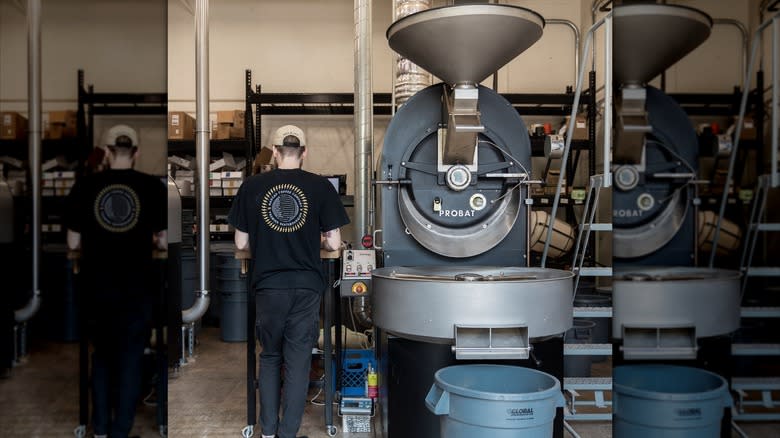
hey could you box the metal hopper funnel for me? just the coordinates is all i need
[387,4,545,86]
[614,4,712,86]
[386,4,544,168]
[612,4,712,164]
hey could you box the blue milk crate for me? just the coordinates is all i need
[337,349,376,397]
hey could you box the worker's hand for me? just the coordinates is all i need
[67,250,80,275]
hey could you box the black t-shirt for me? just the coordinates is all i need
[65,169,166,302]
[228,168,350,292]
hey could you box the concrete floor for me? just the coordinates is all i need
[1,329,779,437]
[0,339,159,437]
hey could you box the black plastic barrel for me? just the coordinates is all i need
[574,293,611,362]
[564,319,595,377]
[216,253,247,342]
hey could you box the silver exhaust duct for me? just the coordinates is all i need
[16,0,42,324]
[352,295,372,326]
[353,0,373,246]
[393,0,432,107]
[182,0,210,324]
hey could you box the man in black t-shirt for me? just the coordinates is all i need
[229,125,349,438]
[65,125,166,438]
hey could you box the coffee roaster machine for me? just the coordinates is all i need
[608,4,741,436]
[370,5,574,438]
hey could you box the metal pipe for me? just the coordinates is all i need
[603,14,613,188]
[564,421,582,438]
[353,0,373,246]
[774,16,779,187]
[180,325,187,365]
[731,420,749,438]
[183,0,211,324]
[16,0,42,324]
[546,19,580,86]
[352,296,372,326]
[542,12,611,266]
[713,19,748,82]
[591,0,612,71]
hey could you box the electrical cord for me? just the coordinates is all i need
[644,138,697,206]
[478,139,530,205]
[646,139,697,176]
[478,139,532,177]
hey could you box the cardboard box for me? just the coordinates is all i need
[1,112,28,140]
[42,170,76,179]
[221,179,243,188]
[214,110,245,139]
[737,116,757,140]
[209,153,237,172]
[0,156,24,169]
[209,224,232,233]
[168,111,195,140]
[564,115,589,140]
[168,155,193,170]
[217,110,244,127]
[213,124,231,140]
[45,110,77,139]
[229,126,245,139]
[223,188,239,196]
[221,171,243,179]
[209,187,223,197]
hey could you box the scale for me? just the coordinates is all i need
[339,396,373,433]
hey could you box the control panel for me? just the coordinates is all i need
[340,249,376,297]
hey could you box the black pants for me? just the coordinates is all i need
[90,312,149,438]
[256,288,320,438]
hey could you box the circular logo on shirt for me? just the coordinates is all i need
[261,183,309,233]
[94,184,141,232]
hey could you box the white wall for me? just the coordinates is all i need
[0,0,167,175]
[660,0,750,93]
[167,0,587,107]
[167,0,592,191]
[0,0,166,107]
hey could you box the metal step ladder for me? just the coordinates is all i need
[562,174,613,422]
[563,377,613,422]
[542,11,615,425]
[570,174,613,293]
[732,377,780,421]
[707,11,780,423]
[731,174,780,420]
[740,174,779,293]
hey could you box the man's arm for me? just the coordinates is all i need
[235,229,250,250]
[321,228,342,252]
[153,230,167,251]
[67,229,81,251]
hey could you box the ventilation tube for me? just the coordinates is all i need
[183,0,211,324]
